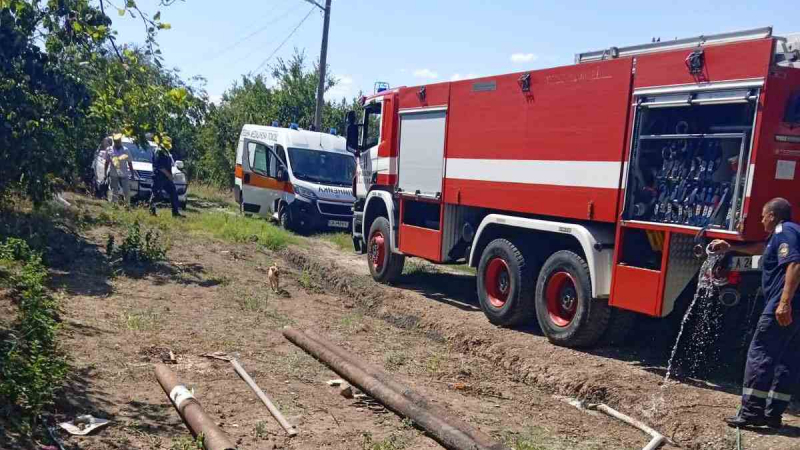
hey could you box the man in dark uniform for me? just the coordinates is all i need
[149,146,182,217]
[710,197,800,429]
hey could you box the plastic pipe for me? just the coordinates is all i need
[589,404,666,450]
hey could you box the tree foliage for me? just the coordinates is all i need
[0,0,199,205]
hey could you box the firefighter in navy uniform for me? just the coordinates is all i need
[710,197,800,429]
[149,146,182,218]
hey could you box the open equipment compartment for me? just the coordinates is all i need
[622,86,759,233]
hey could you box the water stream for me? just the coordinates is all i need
[664,252,724,383]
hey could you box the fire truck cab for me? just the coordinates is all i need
[348,27,800,348]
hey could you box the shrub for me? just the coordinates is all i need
[0,238,67,426]
[109,220,167,263]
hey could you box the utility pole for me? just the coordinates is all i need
[305,0,331,131]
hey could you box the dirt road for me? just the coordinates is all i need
[4,193,799,450]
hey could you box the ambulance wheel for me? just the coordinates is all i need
[367,217,404,283]
[535,250,610,348]
[476,238,536,327]
[280,207,295,232]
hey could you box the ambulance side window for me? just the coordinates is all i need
[250,142,270,175]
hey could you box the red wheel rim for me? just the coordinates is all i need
[546,271,578,327]
[484,257,511,308]
[369,231,386,272]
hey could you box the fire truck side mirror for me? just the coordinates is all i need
[346,123,360,155]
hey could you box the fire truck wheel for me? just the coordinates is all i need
[368,217,405,283]
[535,250,610,348]
[476,238,536,327]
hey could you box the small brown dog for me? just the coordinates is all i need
[267,265,280,293]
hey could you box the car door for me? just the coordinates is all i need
[94,145,107,184]
[241,140,279,218]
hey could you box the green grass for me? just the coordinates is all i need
[170,434,204,450]
[402,259,437,276]
[122,309,160,331]
[100,203,296,252]
[339,311,365,333]
[424,350,447,376]
[298,269,314,289]
[384,351,409,371]
[361,432,408,450]
[188,183,236,209]
[502,427,605,450]
[239,292,268,312]
[185,211,296,251]
[449,264,477,276]
[321,232,352,251]
[254,421,269,440]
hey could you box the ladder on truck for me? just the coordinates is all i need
[575,27,773,63]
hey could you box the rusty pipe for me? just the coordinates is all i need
[154,364,237,450]
[283,327,508,450]
[303,328,487,439]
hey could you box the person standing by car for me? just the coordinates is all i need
[709,197,800,429]
[104,133,135,205]
[149,145,182,217]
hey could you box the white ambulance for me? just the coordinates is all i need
[234,124,356,232]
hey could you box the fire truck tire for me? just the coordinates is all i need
[368,217,405,283]
[476,238,536,327]
[535,250,610,348]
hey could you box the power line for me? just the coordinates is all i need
[205,3,301,62]
[251,7,316,74]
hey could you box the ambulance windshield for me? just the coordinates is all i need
[288,148,356,186]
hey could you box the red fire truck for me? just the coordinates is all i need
[345,27,800,348]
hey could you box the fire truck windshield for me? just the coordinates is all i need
[287,148,356,187]
[362,103,382,149]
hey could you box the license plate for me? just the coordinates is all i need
[730,256,760,271]
[328,220,350,229]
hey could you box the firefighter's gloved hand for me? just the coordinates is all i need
[776,302,793,327]
[709,239,731,254]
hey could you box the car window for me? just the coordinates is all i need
[251,143,270,175]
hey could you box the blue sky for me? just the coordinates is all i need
[111,0,796,104]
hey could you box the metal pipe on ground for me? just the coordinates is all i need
[283,327,509,450]
[230,358,298,436]
[302,329,493,441]
[154,364,237,450]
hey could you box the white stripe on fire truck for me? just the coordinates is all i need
[445,159,623,190]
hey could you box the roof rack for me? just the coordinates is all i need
[575,27,772,64]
